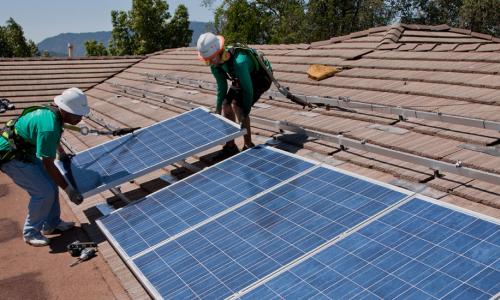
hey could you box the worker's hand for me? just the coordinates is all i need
[65,185,83,205]
[58,152,74,162]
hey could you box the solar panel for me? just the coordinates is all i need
[97,146,316,257]
[242,197,500,299]
[56,107,243,197]
[119,165,409,298]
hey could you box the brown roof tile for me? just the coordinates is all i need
[454,43,481,51]
[432,44,459,51]
[397,43,419,51]
[414,43,436,51]
[470,32,493,40]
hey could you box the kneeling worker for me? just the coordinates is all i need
[197,32,272,155]
[0,88,89,246]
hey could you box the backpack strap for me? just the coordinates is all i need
[0,105,62,165]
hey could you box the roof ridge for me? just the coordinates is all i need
[401,23,499,42]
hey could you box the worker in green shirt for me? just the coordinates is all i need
[0,88,89,247]
[197,32,272,156]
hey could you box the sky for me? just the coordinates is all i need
[1,0,220,43]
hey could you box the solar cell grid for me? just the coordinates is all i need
[98,146,316,257]
[242,198,499,300]
[58,107,243,197]
[129,166,408,298]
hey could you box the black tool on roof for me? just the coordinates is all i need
[0,98,15,113]
[69,247,97,267]
[67,240,97,257]
[64,125,141,136]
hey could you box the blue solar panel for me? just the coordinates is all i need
[97,146,315,257]
[128,166,408,298]
[244,197,500,299]
[57,108,243,197]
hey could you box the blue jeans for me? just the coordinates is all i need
[1,158,61,238]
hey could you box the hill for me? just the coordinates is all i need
[38,21,212,57]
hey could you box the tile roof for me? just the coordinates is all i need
[0,56,143,124]
[61,23,500,212]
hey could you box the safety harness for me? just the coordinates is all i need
[217,43,273,83]
[0,105,62,166]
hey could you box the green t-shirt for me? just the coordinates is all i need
[0,108,62,159]
[211,48,257,116]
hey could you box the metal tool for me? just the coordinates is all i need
[64,124,140,136]
[69,248,97,267]
[67,240,97,257]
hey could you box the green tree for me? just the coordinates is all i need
[0,18,38,57]
[306,0,392,42]
[85,40,109,56]
[214,0,269,44]
[109,10,135,55]
[392,0,463,26]
[130,0,170,54]
[0,26,12,57]
[108,0,192,55]
[258,0,307,44]
[213,0,306,44]
[166,4,193,48]
[459,0,499,36]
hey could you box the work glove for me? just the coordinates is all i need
[65,185,83,205]
[58,152,74,162]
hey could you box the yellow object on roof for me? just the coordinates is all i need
[307,64,340,81]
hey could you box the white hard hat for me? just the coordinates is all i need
[54,87,90,116]
[197,32,224,60]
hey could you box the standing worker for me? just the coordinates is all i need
[197,32,272,156]
[0,88,89,246]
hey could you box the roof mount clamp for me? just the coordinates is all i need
[433,169,444,179]
[110,187,131,204]
[339,96,351,103]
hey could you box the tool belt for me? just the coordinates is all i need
[0,123,36,166]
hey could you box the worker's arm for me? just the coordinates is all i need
[37,131,83,204]
[234,57,254,116]
[57,144,65,155]
[211,66,228,114]
[42,157,68,189]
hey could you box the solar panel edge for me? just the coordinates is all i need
[94,218,164,300]
[411,195,500,226]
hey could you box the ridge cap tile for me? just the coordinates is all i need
[430,24,450,31]
[349,30,371,38]
[471,32,493,41]
[449,27,472,35]
[369,25,391,33]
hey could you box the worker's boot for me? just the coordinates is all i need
[24,232,50,247]
[42,220,75,235]
[214,143,239,160]
[242,143,255,151]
